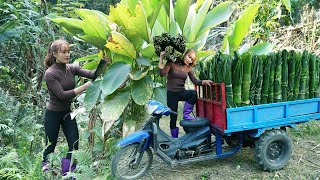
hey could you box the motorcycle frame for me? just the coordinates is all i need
[117,114,243,168]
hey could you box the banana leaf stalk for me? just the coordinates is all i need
[299,50,309,100]
[281,50,288,102]
[287,50,296,101]
[309,54,316,98]
[241,53,253,106]
[293,52,302,100]
[274,52,282,103]
[261,55,271,104]
[254,56,263,105]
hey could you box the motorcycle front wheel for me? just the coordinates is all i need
[112,143,153,180]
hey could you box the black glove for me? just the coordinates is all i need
[93,59,109,81]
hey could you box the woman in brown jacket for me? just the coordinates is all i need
[159,49,212,138]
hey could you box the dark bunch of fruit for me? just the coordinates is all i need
[153,33,186,62]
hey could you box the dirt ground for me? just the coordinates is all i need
[139,113,320,180]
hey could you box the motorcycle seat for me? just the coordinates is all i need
[180,117,210,128]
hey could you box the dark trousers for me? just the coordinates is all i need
[43,109,79,161]
[167,90,197,129]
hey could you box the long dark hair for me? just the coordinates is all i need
[44,39,69,68]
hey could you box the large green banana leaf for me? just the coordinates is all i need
[47,15,83,35]
[82,15,109,40]
[112,54,133,64]
[101,62,131,95]
[101,88,131,135]
[193,30,210,51]
[197,1,234,39]
[131,75,153,105]
[157,5,169,32]
[108,4,131,30]
[106,32,136,59]
[48,14,108,49]
[108,4,146,49]
[74,53,98,62]
[120,0,139,14]
[141,44,155,59]
[75,8,109,20]
[84,80,102,104]
[80,35,106,49]
[188,0,211,42]
[153,87,167,105]
[82,59,100,70]
[224,3,260,54]
[183,3,196,37]
[248,42,274,55]
[136,56,151,66]
[129,67,149,80]
[146,1,164,29]
[128,2,151,43]
[174,0,192,31]
[151,19,166,37]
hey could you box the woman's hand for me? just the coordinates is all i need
[103,55,111,65]
[159,51,166,69]
[84,81,92,89]
[160,51,165,58]
[74,81,92,95]
[202,80,213,86]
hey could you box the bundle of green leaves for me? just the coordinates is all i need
[153,33,186,62]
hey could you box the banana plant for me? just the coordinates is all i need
[221,0,292,56]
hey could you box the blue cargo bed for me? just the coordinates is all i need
[225,98,320,133]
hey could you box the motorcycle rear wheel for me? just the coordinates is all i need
[112,143,153,180]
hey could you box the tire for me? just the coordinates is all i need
[112,143,153,180]
[254,129,293,171]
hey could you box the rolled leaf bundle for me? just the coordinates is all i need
[287,50,296,101]
[261,55,271,104]
[281,50,288,102]
[274,52,282,103]
[241,53,253,106]
[299,50,309,100]
[232,53,243,107]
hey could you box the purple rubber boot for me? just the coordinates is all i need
[170,127,179,138]
[61,158,76,176]
[183,102,196,120]
[42,161,49,172]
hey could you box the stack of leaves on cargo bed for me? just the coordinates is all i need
[198,50,320,108]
